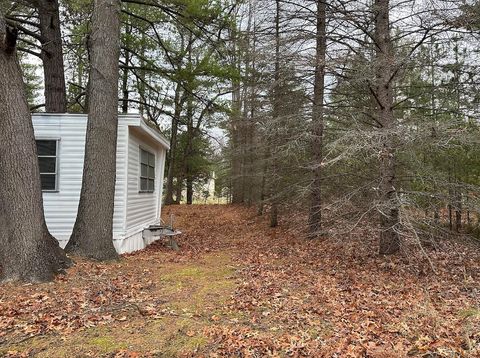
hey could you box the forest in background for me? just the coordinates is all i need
[1,0,480,282]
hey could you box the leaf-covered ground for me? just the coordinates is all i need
[1,205,479,357]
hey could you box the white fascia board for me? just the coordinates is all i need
[137,118,170,150]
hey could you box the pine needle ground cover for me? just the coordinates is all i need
[1,205,479,357]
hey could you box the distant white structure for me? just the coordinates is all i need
[32,113,169,253]
[206,171,216,198]
[183,171,217,203]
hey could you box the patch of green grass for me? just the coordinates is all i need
[89,336,128,352]
[147,317,208,355]
[159,253,236,313]
[166,331,208,354]
[0,252,238,358]
[459,307,480,319]
[161,255,235,282]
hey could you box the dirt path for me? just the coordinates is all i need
[1,205,479,357]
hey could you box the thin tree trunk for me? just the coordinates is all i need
[455,190,462,231]
[448,203,453,230]
[66,0,121,260]
[175,176,183,204]
[185,96,194,205]
[430,38,440,226]
[241,2,256,207]
[121,49,130,113]
[165,83,183,205]
[137,33,146,116]
[269,0,281,228]
[308,0,326,239]
[36,0,67,112]
[257,148,267,216]
[448,171,453,230]
[121,11,132,113]
[269,199,278,227]
[375,0,400,255]
[0,18,70,282]
[230,18,244,205]
[231,87,244,203]
[467,195,471,226]
[184,37,195,206]
[248,11,258,207]
[239,10,251,206]
[186,176,193,205]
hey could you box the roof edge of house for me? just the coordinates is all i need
[31,112,170,150]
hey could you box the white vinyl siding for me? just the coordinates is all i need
[32,114,130,246]
[126,129,166,234]
[31,113,168,253]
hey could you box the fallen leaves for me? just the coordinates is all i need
[0,205,479,357]
[178,206,480,357]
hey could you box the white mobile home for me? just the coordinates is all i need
[32,113,169,254]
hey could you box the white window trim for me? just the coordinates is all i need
[36,138,60,192]
[139,146,155,193]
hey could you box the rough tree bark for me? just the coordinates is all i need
[121,12,132,113]
[185,94,194,205]
[121,48,130,113]
[307,0,327,239]
[257,160,266,215]
[0,17,70,282]
[374,0,400,254]
[26,0,67,112]
[228,9,246,205]
[186,176,193,205]
[175,175,183,204]
[242,2,255,206]
[455,189,462,231]
[136,32,147,116]
[269,0,281,228]
[165,83,184,205]
[230,24,244,205]
[230,101,244,204]
[65,0,121,260]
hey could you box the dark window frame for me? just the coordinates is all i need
[139,147,155,193]
[36,139,59,192]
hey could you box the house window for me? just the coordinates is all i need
[140,148,155,192]
[36,140,58,191]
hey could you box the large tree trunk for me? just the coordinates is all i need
[65,0,121,261]
[0,18,70,282]
[36,0,67,112]
[308,0,327,239]
[374,0,400,255]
